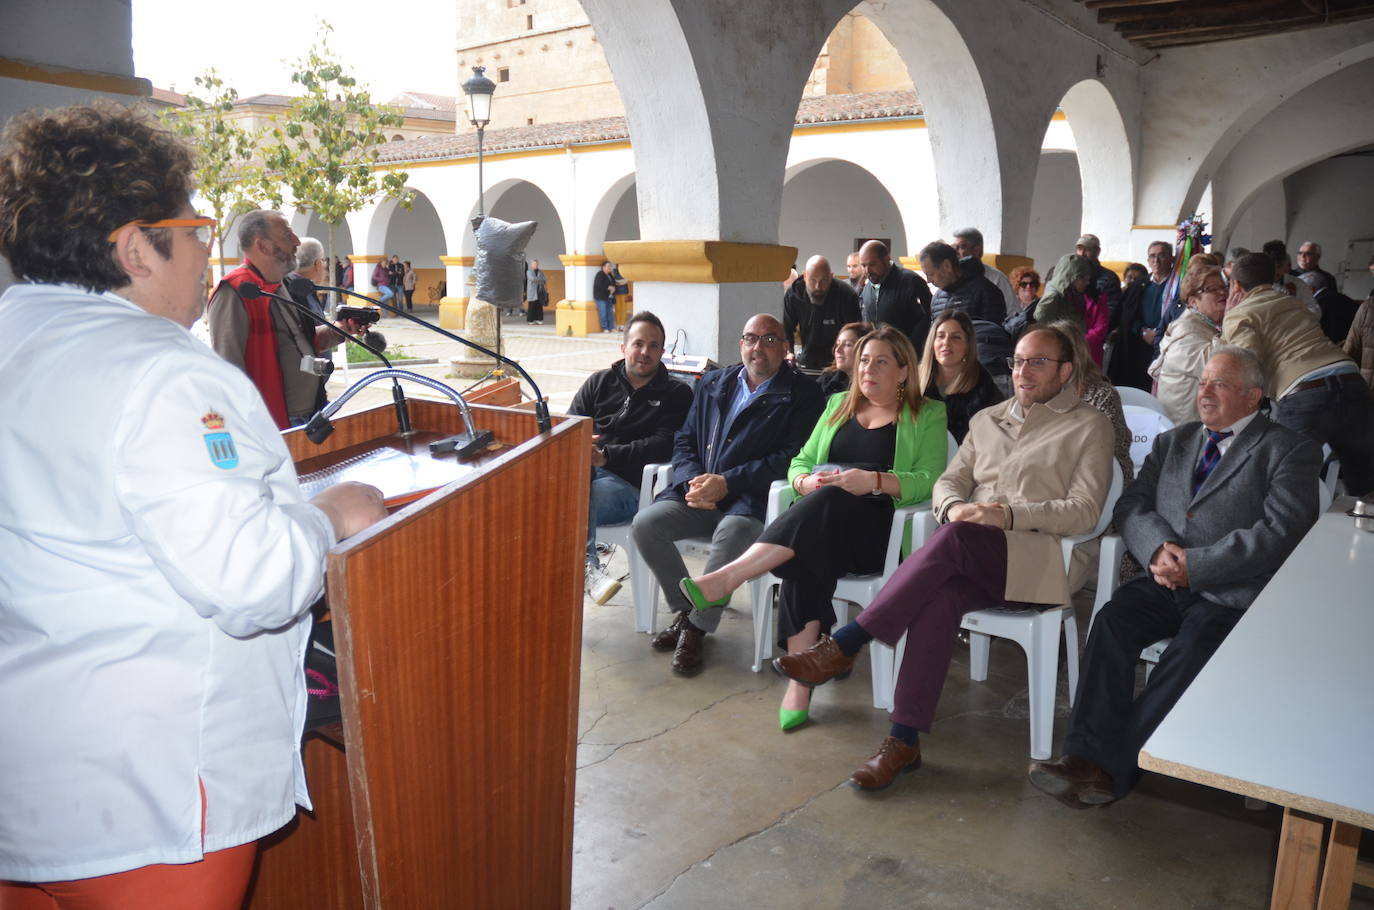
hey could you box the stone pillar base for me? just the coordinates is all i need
[439,296,469,330]
[556,299,601,337]
[449,298,503,379]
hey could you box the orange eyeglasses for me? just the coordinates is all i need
[107,217,216,246]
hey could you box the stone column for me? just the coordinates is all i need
[555,254,606,337]
[350,254,384,301]
[604,240,796,362]
[439,255,473,330]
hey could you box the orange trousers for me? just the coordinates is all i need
[0,781,257,910]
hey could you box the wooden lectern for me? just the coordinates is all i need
[243,395,589,909]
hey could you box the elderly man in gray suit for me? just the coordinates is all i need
[1029,345,1322,807]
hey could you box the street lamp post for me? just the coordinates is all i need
[463,65,496,232]
[462,65,501,366]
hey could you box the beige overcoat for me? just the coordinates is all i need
[932,385,1115,604]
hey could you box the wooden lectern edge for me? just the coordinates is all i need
[1138,750,1374,831]
[285,398,590,908]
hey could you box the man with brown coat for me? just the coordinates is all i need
[776,325,1115,791]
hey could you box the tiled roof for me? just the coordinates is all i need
[373,89,923,164]
[390,91,460,113]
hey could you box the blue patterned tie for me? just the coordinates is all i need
[1192,429,1233,495]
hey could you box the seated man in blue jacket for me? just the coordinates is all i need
[632,313,825,674]
[569,311,693,604]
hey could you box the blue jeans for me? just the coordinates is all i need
[588,467,640,559]
[377,285,395,304]
[596,297,616,332]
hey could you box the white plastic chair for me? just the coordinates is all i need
[594,463,663,632]
[1121,406,1175,472]
[752,433,960,706]
[627,464,772,635]
[1089,477,1333,680]
[1114,385,1169,416]
[956,460,1124,760]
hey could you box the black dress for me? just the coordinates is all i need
[925,365,1004,444]
[818,370,851,397]
[759,417,896,648]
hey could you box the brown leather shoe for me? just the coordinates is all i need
[651,612,689,652]
[849,737,922,790]
[671,621,705,674]
[772,636,857,687]
[1027,755,1116,806]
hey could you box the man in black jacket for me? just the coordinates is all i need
[631,313,825,673]
[858,239,932,350]
[922,240,1006,323]
[782,254,861,370]
[570,311,693,603]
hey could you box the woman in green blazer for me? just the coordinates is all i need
[678,326,948,729]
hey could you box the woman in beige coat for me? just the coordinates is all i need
[1148,265,1226,425]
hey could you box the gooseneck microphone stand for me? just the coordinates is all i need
[312,284,553,436]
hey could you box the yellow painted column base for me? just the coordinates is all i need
[986,253,1033,274]
[439,296,469,330]
[556,300,601,337]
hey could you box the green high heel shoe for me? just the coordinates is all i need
[678,577,731,611]
[778,688,813,732]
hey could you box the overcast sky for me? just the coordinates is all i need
[131,0,460,101]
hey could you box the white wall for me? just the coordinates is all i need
[605,184,639,241]
[779,159,906,269]
[1227,182,1286,258]
[381,192,448,266]
[489,181,566,266]
[1285,154,1374,297]
[1026,151,1082,272]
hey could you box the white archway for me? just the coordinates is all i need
[583,172,638,251]
[1059,79,1135,261]
[781,158,907,267]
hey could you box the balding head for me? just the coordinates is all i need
[740,312,786,387]
[803,255,833,300]
[859,240,891,283]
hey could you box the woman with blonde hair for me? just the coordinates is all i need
[918,310,1004,443]
[677,326,948,730]
[1148,264,1226,425]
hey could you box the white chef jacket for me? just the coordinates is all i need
[0,284,337,882]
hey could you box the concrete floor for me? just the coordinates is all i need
[572,549,1374,910]
[315,311,1373,909]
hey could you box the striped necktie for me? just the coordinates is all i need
[1192,429,1233,495]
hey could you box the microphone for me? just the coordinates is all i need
[233,281,412,439]
[313,283,553,435]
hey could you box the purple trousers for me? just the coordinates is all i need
[855,521,1008,731]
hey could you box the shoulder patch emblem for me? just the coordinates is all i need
[204,432,239,470]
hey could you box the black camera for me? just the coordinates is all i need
[337,305,381,326]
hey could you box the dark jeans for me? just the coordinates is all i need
[1274,372,1374,497]
[1063,576,1243,797]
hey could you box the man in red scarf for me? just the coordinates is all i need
[208,211,357,429]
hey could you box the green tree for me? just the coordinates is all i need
[263,21,412,306]
[158,69,265,277]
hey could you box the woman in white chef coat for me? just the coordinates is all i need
[0,103,387,909]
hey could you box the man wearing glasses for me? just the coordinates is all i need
[776,325,1113,791]
[632,313,825,673]
[208,210,364,429]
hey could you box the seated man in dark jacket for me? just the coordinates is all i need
[631,313,825,674]
[570,312,693,603]
[858,239,932,351]
[782,254,861,370]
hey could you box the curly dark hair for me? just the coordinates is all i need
[0,102,196,292]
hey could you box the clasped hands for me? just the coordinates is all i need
[685,473,728,509]
[796,468,878,497]
[1149,541,1190,590]
[946,501,1008,528]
